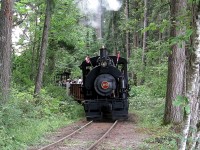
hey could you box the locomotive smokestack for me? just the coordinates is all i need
[100,47,108,58]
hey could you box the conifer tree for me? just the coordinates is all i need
[0,0,13,104]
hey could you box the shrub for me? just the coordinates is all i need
[0,86,84,149]
[129,86,178,149]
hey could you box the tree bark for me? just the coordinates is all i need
[142,0,147,66]
[125,0,130,61]
[48,39,56,75]
[179,7,200,150]
[30,11,38,81]
[34,0,52,95]
[0,0,13,104]
[191,131,200,149]
[141,0,147,84]
[164,0,186,125]
[188,4,200,149]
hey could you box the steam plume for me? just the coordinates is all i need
[77,0,122,29]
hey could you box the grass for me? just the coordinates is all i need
[12,116,73,146]
[129,85,179,150]
[0,86,85,150]
[1,113,83,150]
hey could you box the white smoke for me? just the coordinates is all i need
[78,0,100,15]
[103,0,122,11]
[78,0,122,14]
[77,0,122,28]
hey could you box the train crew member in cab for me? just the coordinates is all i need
[86,68,90,74]
[66,79,71,95]
[62,79,67,87]
[77,77,82,84]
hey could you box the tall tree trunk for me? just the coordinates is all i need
[132,31,138,86]
[48,39,56,75]
[34,0,53,95]
[30,12,38,81]
[142,0,147,65]
[0,0,13,104]
[179,4,200,149]
[141,0,147,84]
[133,31,139,49]
[125,0,130,61]
[188,4,200,149]
[132,0,139,86]
[164,0,186,125]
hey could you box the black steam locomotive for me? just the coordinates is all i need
[80,48,129,121]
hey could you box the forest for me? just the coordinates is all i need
[0,0,200,149]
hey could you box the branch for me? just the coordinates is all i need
[13,14,28,27]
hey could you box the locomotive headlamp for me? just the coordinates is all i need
[101,61,107,67]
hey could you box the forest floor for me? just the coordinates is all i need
[29,113,150,150]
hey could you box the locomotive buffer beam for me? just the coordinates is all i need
[84,99,128,121]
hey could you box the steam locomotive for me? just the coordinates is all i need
[79,48,129,121]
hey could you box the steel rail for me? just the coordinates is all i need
[87,120,118,150]
[38,121,93,150]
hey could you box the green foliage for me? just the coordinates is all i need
[13,0,89,87]
[13,51,34,88]
[129,86,165,126]
[0,86,84,149]
[129,86,178,149]
[173,96,190,114]
[142,22,158,33]
[128,38,169,97]
[159,19,170,33]
[140,131,178,150]
[169,29,194,47]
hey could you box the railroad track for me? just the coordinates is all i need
[38,120,118,150]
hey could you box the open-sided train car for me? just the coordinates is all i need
[71,48,129,121]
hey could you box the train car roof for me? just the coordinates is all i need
[80,56,127,68]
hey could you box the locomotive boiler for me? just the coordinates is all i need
[79,48,129,121]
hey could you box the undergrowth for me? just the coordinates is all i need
[129,85,178,150]
[0,85,84,150]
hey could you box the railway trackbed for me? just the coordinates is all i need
[38,120,118,150]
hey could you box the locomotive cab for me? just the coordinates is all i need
[80,48,129,121]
